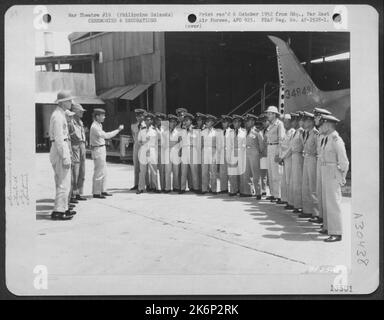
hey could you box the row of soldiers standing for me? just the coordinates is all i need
[130,105,349,242]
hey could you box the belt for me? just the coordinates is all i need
[321,161,337,166]
[91,144,105,148]
[50,139,68,142]
[303,153,316,157]
[268,142,279,145]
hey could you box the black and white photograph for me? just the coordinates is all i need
[3,4,381,297]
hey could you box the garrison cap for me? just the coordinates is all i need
[175,107,188,114]
[134,108,146,114]
[183,112,194,120]
[245,113,258,121]
[319,114,340,124]
[93,108,106,115]
[155,112,167,120]
[302,111,315,119]
[313,107,332,116]
[167,114,178,121]
[195,112,206,119]
[232,114,244,121]
[221,115,232,122]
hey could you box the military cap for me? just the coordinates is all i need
[183,112,194,120]
[245,113,258,121]
[55,90,74,103]
[290,112,300,119]
[232,114,244,121]
[167,114,178,121]
[175,107,188,114]
[134,108,146,114]
[143,112,155,119]
[72,103,86,112]
[282,114,291,120]
[319,114,340,123]
[205,114,217,121]
[302,111,315,119]
[195,112,206,119]
[313,107,332,116]
[93,108,106,115]
[155,112,167,119]
[221,115,232,122]
[265,106,279,114]
[65,109,75,117]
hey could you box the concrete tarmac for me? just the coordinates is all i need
[35,153,351,294]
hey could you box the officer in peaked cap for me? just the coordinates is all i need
[279,113,295,206]
[264,106,285,203]
[175,108,188,129]
[90,108,124,198]
[201,114,219,194]
[131,108,147,191]
[242,113,264,199]
[228,114,247,196]
[153,112,167,192]
[180,112,200,194]
[218,115,233,194]
[195,112,206,130]
[317,114,349,242]
[300,111,319,219]
[288,110,304,213]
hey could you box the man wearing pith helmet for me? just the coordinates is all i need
[90,108,124,198]
[318,114,349,242]
[49,90,76,220]
[264,106,285,203]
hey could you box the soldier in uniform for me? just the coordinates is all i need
[318,115,349,242]
[227,115,246,196]
[137,112,159,194]
[309,107,333,225]
[90,109,124,198]
[155,112,167,192]
[180,113,200,193]
[288,112,305,213]
[264,106,285,202]
[300,112,319,219]
[195,112,206,192]
[175,107,188,129]
[49,91,76,220]
[258,114,270,197]
[68,103,87,202]
[201,114,219,194]
[165,114,182,192]
[242,114,264,199]
[278,114,295,206]
[218,115,233,194]
[130,108,146,191]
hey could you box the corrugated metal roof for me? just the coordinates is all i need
[120,84,152,100]
[98,85,137,100]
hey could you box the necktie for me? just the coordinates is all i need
[324,137,328,147]
[235,129,238,136]
[321,137,325,147]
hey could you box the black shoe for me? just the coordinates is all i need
[298,213,312,218]
[229,193,237,197]
[292,208,302,213]
[65,210,77,216]
[178,190,186,194]
[220,190,228,194]
[262,192,267,196]
[324,235,342,242]
[101,192,112,196]
[201,191,207,195]
[240,194,252,197]
[173,189,180,193]
[130,185,138,190]
[309,217,323,224]
[136,190,143,194]
[211,192,218,195]
[93,194,106,199]
[164,190,171,193]
[51,211,73,220]
[154,190,161,193]
[319,229,328,235]
[69,204,76,209]
[255,195,262,200]
[284,204,294,210]
[266,196,275,200]
[70,198,79,204]
[76,195,87,201]
[276,200,287,204]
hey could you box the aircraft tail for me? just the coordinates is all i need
[268,35,323,114]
